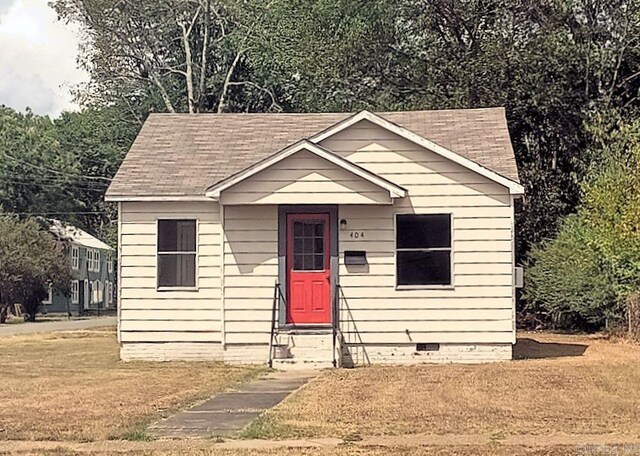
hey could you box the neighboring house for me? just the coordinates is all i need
[105,109,524,368]
[45,221,116,315]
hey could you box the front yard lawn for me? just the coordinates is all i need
[246,332,640,439]
[0,328,261,442]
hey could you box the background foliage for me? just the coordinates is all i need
[525,117,640,327]
[1,0,639,325]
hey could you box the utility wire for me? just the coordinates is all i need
[4,211,111,215]
[0,151,113,182]
[2,173,110,183]
[2,177,109,187]
[2,181,109,193]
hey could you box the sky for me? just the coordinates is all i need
[0,0,88,117]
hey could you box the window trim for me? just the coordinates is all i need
[42,284,53,304]
[71,246,79,270]
[95,250,101,273]
[87,249,93,272]
[71,280,79,304]
[156,218,199,291]
[96,279,102,303]
[394,212,454,290]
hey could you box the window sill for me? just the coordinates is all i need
[157,286,199,292]
[395,285,455,291]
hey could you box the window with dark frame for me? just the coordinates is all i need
[396,214,452,286]
[157,220,197,288]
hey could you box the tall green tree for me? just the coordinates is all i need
[53,107,137,241]
[52,0,284,117]
[0,107,79,217]
[0,215,72,322]
[0,106,133,241]
[51,0,640,258]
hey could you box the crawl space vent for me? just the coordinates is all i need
[416,343,440,352]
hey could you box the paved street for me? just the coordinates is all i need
[0,316,116,336]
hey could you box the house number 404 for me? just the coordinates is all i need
[349,231,365,239]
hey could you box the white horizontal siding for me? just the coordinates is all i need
[220,151,390,205]
[119,201,223,346]
[226,308,512,322]
[223,205,279,343]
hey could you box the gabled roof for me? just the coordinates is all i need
[206,140,407,199]
[49,220,114,251]
[105,108,520,200]
[310,111,523,195]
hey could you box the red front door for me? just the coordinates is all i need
[286,213,331,325]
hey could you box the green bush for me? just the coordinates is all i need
[524,215,618,325]
[524,118,640,328]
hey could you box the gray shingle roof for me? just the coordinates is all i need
[106,108,519,199]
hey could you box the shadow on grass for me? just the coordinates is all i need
[514,337,588,360]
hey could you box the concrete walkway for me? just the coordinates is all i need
[0,316,116,336]
[149,370,317,438]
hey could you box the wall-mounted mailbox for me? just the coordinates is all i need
[344,250,367,265]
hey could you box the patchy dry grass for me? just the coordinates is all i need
[0,328,262,442]
[0,442,585,455]
[251,332,640,439]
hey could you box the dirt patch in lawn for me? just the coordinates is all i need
[0,329,261,442]
[249,332,640,439]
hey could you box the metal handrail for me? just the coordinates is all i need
[269,281,340,368]
[268,281,279,368]
[268,282,287,368]
[332,283,340,368]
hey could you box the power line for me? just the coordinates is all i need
[1,171,112,186]
[1,211,112,215]
[2,173,110,184]
[1,180,109,193]
[2,177,108,187]
[1,151,113,182]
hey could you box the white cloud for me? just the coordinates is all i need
[0,0,88,116]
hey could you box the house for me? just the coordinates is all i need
[45,221,116,315]
[105,109,524,368]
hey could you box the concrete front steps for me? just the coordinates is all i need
[272,330,337,370]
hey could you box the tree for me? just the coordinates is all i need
[0,107,78,217]
[52,0,283,117]
[53,107,137,241]
[255,0,640,255]
[52,0,640,261]
[0,106,132,242]
[524,116,640,328]
[0,215,72,322]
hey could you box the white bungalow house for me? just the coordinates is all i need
[105,109,524,368]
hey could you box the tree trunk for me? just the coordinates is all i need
[217,51,243,113]
[197,0,211,112]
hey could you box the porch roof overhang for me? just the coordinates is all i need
[205,140,408,201]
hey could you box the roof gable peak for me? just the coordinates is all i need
[206,139,406,199]
[310,110,524,195]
